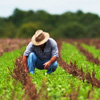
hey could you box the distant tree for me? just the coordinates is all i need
[8,8,27,26]
[0,21,17,38]
[0,8,100,38]
[76,10,83,16]
[87,20,100,37]
[35,10,50,22]
[0,18,7,26]
[0,18,6,37]
[17,22,42,38]
[78,12,99,25]
[54,22,86,38]
[58,12,74,25]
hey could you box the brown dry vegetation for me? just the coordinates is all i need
[1,38,100,100]
[0,38,30,56]
[77,43,100,66]
[57,40,100,88]
[11,56,50,100]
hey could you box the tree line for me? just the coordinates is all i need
[0,8,100,39]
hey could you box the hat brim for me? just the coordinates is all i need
[31,32,49,46]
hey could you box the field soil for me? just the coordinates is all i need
[57,40,100,88]
[0,38,30,56]
[1,38,100,100]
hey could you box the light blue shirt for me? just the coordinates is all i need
[24,38,59,60]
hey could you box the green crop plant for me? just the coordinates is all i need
[82,43,100,60]
[0,47,25,100]
[61,43,100,80]
[30,65,97,100]
[1,42,100,100]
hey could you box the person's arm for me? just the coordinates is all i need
[44,38,59,69]
[23,42,34,72]
[23,55,28,72]
[44,56,57,69]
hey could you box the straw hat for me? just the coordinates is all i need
[31,30,50,46]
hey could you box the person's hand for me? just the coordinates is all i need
[24,68,28,73]
[43,61,51,69]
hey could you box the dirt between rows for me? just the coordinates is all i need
[77,43,100,66]
[0,38,99,56]
[13,56,80,100]
[13,57,40,100]
[0,39,41,100]
[57,40,100,99]
[5,39,100,100]
[10,39,80,100]
[63,38,100,49]
[0,38,30,56]
[11,56,50,100]
[65,38,100,66]
[57,40,100,88]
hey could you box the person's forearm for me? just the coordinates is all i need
[49,56,57,64]
[23,55,28,70]
[44,56,57,69]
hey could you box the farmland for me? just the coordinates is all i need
[0,38,100,100]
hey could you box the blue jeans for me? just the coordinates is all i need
[27,52,58,74]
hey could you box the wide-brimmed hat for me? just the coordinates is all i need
[31,30,50,46]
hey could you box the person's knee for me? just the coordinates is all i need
[53,61,58,67]
[52,61,58,71]
[29,52,37,60]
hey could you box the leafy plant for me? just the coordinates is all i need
[0,47,25,100]
[61,43,100,79]
[82,43,100,60]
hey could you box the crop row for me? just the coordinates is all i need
[0,47,25,100]
[29,41,100,100]
[1,40,100,100]
[60,42,100,99]
[31,65,94,100]
[82,43,100,60]
[61,43,100,80]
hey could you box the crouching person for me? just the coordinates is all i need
[23,30,59,74]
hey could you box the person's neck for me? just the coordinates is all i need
[39,43,46,52]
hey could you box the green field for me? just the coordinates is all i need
[1,39,100,100]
